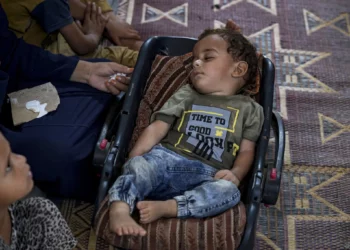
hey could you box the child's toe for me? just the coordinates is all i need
[137,201,147,209]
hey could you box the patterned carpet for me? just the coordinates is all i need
[58,0,350,249]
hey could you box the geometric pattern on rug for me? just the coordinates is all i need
[318,113,350,145]
[59,1,350,249]
[108,0,135,24]
[212,0,277,15]
[141,3,188,26]
[213,21,334,119]
[257,166,350,250]
[303,9,350,37]
[248,24,334,119]
[59,200,97,250]
[286,91,350,167]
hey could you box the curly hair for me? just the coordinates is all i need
[198,28,258,94]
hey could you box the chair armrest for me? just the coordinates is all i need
[262,111,285,205]
[93,36,197,220]
[92,92,125,170]
[94,37,162,211]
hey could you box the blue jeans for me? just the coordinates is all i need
[109,145,240,218]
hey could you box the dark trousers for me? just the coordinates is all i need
[1,76,112,201]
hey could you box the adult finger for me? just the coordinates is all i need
[112,78,129,92]
[114,75,129,85]
[108,63,134,74]
[105,81,121,95]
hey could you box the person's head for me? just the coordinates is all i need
[0,132,33,207]
[190,28,258,96]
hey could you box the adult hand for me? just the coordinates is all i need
[214,170,240,186]
[87,62,133,95]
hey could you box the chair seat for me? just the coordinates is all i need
[94,196,246,250]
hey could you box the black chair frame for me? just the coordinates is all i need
[93,36,285,250]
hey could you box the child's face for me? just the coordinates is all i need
[0,133,33,206]
[190,34,243,95]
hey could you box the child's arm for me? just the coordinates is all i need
[214,102,263,186]
[214,139,255,186]
[68,0,86,20]
[129,85,194,158]
[60,2,107,55]
[68,0,140,44]
[129,120,171,158]
[103,13,141,44]
[230,139,255,182]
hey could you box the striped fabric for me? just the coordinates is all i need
[129,53,193,151]
[94,196,246,250]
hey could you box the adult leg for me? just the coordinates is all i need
[1,73,112,201]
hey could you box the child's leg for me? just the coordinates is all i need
[134,150,240,222]
[108,155,162,212]
[138,179,240,223]
[175,179,240,218]
[108,150,165,236]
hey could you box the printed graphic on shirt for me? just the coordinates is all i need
[176,105,239,162]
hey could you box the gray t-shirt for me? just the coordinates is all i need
[151,84,264,170]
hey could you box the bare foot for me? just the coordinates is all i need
[109,201,147,236]
[136,200,177,224]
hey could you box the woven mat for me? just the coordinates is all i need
[57,1,350,249]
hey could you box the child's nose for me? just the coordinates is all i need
[193,59,201,68]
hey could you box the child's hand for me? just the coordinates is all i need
[214,170,240,186]
[104,14,141,45]
[78,2,108,45]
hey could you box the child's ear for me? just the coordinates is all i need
[231,61,248,78]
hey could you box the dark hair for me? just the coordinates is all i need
[198,28,258,94]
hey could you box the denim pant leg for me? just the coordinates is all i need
[157,147,241,218]
[108,154,163,213]
[173,173,241,218]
